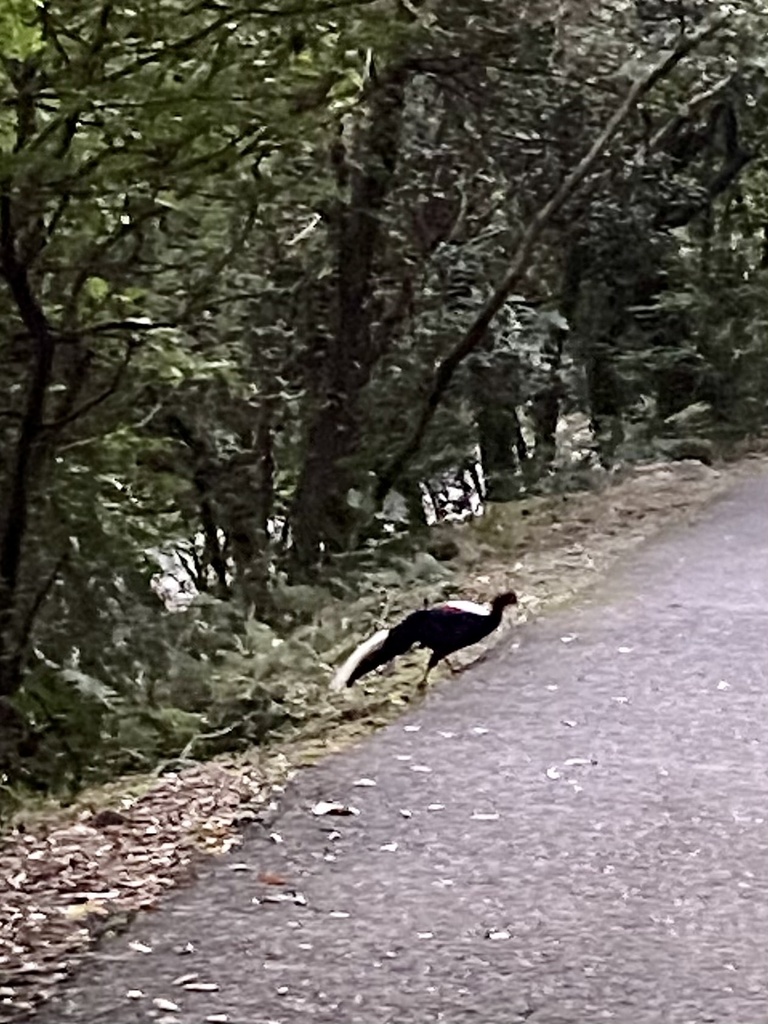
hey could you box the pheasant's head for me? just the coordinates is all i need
[491,591,518,613]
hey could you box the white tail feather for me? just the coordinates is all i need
[330,629,390,691]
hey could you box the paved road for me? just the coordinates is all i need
[41,470,768,1024]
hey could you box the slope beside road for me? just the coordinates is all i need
[38,468,768,1024]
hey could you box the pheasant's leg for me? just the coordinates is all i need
[417,656,435,691]
[419,649,445,691]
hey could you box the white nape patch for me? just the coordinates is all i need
[440,600,490,616]
[330,628,390,691]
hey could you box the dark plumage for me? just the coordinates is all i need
[330,591,518,690]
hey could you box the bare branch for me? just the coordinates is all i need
[16,552,69,660]
[82,319,178,336]
[649,73,735,153]
[42,340,138,431]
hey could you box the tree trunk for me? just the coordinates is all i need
[227,403,275,608]
[476,404,527,502]
[167,415,231,599]
[169,403,276,609]
[0,196,57,697]
[529,326,567,475]
[290,67,409,569]
[585,348,625,467]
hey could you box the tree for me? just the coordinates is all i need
[0,0,407,778]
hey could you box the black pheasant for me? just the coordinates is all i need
[330,591,518,689]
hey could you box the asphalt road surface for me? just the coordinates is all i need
[40,470,768,1024]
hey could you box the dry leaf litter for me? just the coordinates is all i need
[1,761,271,1020]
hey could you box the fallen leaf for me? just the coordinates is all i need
[70,890,121,901]
[61,901,110,920]
[485,928,511,940]
[257,872,289,886]
[311,801,359,817]
[259,891,307,906]
[153,997,181,1012]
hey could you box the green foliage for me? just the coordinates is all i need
[0,0,43,60]
[2,0,768,804]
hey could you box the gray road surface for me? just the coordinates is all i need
[39,470,768,1024]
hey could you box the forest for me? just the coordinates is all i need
[1,0,767,806]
